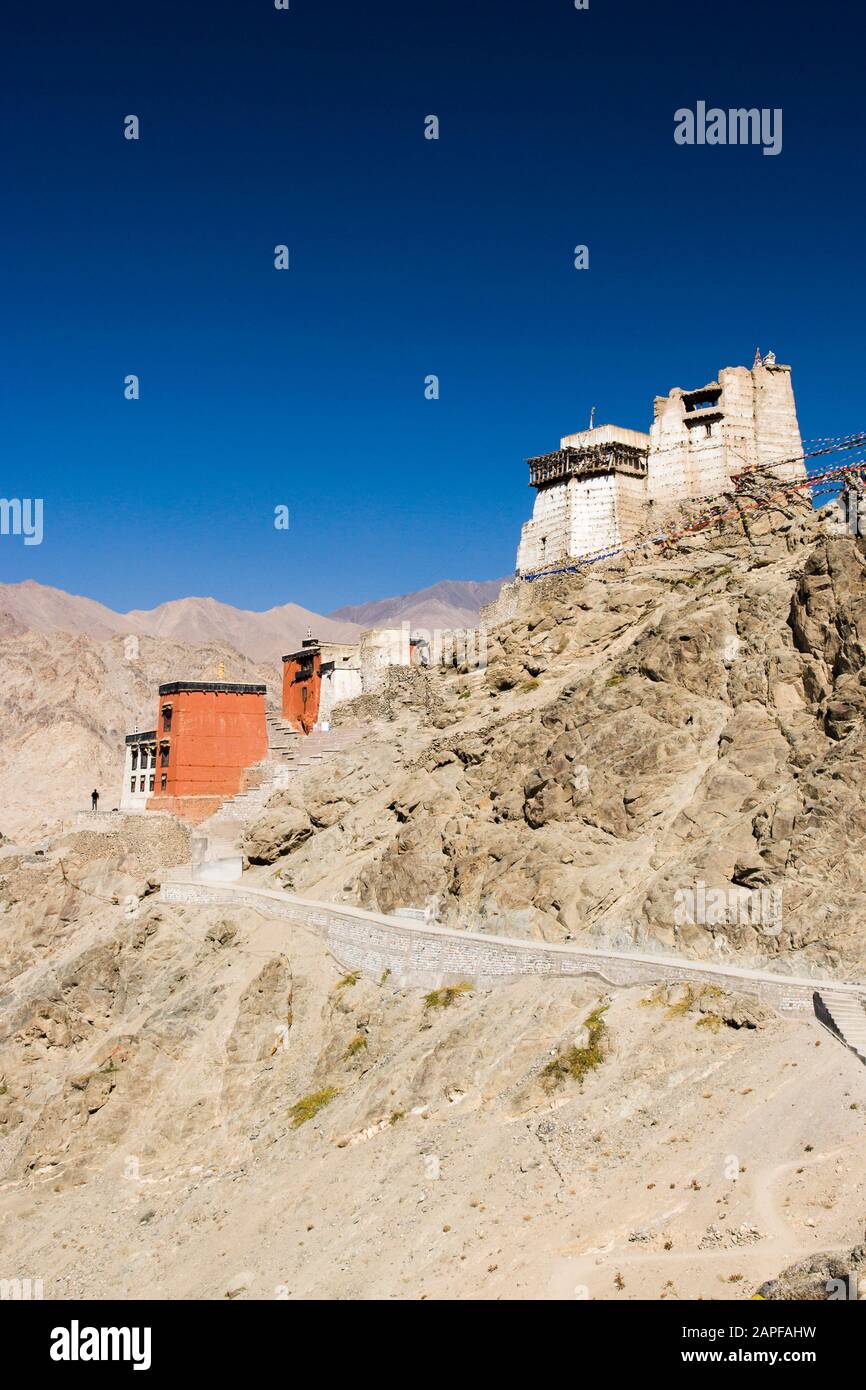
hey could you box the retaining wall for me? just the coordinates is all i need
[158,879,866,1015]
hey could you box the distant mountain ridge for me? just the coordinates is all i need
[0,581,360,666]
[0,577,507,664]
[328,578,508,630]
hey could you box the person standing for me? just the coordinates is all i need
[91,789,99,813]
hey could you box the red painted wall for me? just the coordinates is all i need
[147,688,267,818]
[282,650,321,733]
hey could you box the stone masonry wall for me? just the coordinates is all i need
[159,879,866,1016]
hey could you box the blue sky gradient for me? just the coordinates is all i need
[0,0,861,611]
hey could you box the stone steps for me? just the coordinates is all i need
[816,991,866,1064]
[265,714,360,768]
[216,722,367,823]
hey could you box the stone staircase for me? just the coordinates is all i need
[216,761,292,822]
[215,715,364,823]
[815,990,866,1065]
[265,710,301,760]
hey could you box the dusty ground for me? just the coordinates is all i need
[0,877,864,1301]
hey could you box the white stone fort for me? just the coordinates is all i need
[516,353,807,576]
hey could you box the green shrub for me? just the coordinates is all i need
[542,1004,608,1090]
[289,1086,339,1127]
[424,983,473,1009]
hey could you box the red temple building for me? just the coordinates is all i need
[281,628,428,733]
[281,637,322,733]
[145,680,268,823]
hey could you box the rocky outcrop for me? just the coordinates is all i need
[758,1245,866,1300]
[243,494,866,976]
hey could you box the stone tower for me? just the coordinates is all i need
[646,359,805,506]
[515,357,805,577]
[516,425,651,575]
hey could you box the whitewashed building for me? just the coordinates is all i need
[516,356,806,576]
[120,729,157,812]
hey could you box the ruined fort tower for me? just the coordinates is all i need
[516,357,806,576]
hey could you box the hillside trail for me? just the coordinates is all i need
[546,1144,847,1299]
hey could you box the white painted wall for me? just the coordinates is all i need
[120,737,155,812]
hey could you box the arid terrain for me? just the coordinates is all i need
[1,486,865,1300]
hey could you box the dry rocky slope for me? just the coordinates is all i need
[246,487,866,980]
[2,487,866,1301]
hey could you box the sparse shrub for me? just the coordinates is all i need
[640,984,666,1008]
[665,986,696,1018]
[542,1004,608,1091]
[644,983,725,1021]
[605,674,626,686]
[289,1087,339,1127]
[389,1110,404,1125]
[424,983,473,1009]
[334,972,359,993]
[343,1034,367,1059]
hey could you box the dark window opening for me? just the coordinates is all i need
[684,387,722,413]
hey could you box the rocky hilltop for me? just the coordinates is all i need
[244,488,866,977]
[2,486,865,1301]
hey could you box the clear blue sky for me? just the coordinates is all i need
[0,0,861,613]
